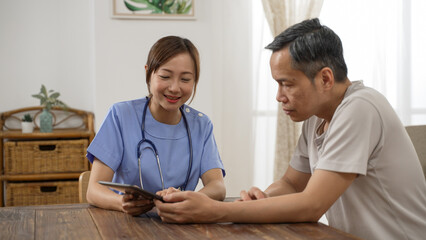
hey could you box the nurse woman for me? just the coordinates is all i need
[86,36,226,216]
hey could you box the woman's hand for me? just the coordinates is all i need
[121,193,154,216]
[156,187,181,197]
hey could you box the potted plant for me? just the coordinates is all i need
[21,113,34,133]
[32,84,68,133]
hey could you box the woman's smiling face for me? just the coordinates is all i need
[148,52,195,122]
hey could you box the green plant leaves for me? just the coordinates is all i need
[22,113,33,122]
[125,0,162,13]
[124,0,192,14]
[32,84,68,111]
[49,92,60,99]
[41,85,48,98]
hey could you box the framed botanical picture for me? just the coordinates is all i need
[112,0,195,20]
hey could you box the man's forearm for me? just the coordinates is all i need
[264,177,299,197]
[265,167,311,197]
[218,192,321,223]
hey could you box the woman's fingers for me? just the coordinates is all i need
[121,194,155,215]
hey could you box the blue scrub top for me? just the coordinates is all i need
[86,98,225,193]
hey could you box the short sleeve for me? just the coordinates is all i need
[317,98,382,175]
[86,105,124,171]
[199,120,226,177]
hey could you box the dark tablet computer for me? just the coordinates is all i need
[98,181,164,202]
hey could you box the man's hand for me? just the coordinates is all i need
[121,193,154,216]
[154,191,222,223]
[239,186,269,201]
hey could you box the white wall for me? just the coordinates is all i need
[0,0,93,112]
[0,0,254,196]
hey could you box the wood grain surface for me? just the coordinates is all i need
[0,203,362,240]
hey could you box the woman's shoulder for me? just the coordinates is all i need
[181,105,212,125]
[110,98,146,113]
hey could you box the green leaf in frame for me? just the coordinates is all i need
[181,3,192,14]
[126,0,162,13]
[163,0,175,13]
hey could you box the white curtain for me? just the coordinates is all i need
[261,0,324,181]
[320,0,426,126]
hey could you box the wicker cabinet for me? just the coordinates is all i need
[0,107,94,207]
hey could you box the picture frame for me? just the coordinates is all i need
[112,0,195,20]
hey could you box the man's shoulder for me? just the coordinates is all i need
[346,82,385,103]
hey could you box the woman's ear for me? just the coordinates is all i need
[145,65,151,94]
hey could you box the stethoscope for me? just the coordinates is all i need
[136,97,193,191]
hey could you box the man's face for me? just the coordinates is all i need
[270,47,322,122]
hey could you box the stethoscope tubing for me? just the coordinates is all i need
[137,97,193,191]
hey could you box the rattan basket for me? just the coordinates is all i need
[4,139,89,174]
[6,180,79,206]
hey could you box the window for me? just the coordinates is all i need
[251,0,426,188]
[251,0,276,189]
[320,0,426,125]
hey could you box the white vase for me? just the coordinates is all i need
[22,122,34,133]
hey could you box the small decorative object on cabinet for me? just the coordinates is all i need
[32,84,68,133]
[21,114,34,133]
[0,106,95,207]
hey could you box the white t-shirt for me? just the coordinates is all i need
[290,81,426,240]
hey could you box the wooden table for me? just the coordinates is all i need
[0,203,361,239]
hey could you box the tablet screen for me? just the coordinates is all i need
[98,181,164,202]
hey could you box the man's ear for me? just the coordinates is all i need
[317,67,334,91]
